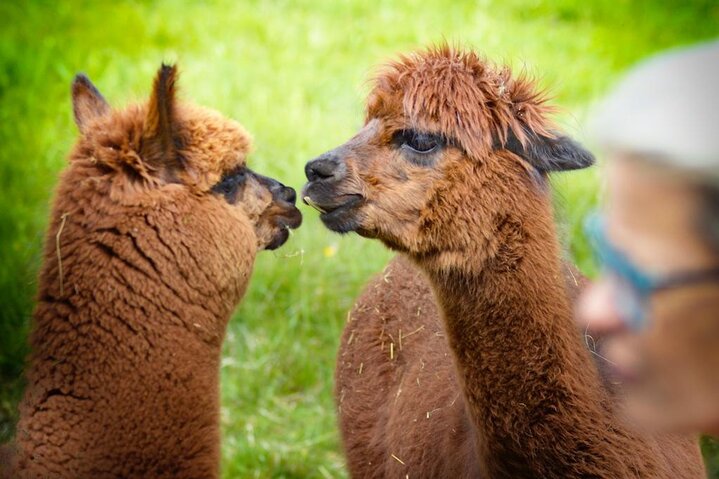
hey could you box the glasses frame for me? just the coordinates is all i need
[584,212,719,330]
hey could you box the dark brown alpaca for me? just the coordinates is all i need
[2,65,301,479]
[303,46,705,478]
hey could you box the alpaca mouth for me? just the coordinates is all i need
[265,204,302,250]
[266,228,291,251]
[301,191,364,233]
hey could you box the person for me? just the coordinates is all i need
[577,40,719,433]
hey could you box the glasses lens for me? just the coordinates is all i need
[585,212,650,330]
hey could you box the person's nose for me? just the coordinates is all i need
[577,276,626,335]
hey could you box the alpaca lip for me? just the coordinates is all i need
[266,228,291,250]
[303,195,326,213]
[315,195,364,233]
[265,204,302,250]
[301,174,364,233]
[301,192,363,216]
[277,207,303,230]
[323,194,363,214]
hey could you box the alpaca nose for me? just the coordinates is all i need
[305,155,342,182]
[254,170,297,204]
[269,180,296,204]
[281,185,297,204]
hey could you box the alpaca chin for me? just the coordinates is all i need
[319,203,363,234]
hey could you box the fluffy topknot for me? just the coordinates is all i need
[367,44,556,158]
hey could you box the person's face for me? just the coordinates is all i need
[578,154,719,433]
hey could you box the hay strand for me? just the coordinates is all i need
[55,213,69,296]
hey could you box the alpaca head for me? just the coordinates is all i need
[303,46,593,270]
[70,64,301,253]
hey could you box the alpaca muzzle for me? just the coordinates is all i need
[302,148,366,234]
[253,173,302,250]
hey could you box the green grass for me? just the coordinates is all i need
[1,0,717,477]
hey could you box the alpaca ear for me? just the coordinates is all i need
[500,129,595,173]
[141,64,183,176]
[72,74,110,133]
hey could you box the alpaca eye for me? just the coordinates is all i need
[396,130,442,155]
[212,168,247,203]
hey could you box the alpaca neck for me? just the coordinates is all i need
[14,201,240,477]
[415,210,629,476]
[20,291,228,477]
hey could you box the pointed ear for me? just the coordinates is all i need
[72,74,110,133]
[141,64,183,175]
[500,128,595,173]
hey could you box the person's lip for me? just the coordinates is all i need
[609,360,641,385]
[603,339,643,385]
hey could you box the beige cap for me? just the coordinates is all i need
[591,40,719,180]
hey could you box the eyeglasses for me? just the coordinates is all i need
[584,212,719,331]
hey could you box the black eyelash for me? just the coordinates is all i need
[212,167,247,203]
[394,129,445,155]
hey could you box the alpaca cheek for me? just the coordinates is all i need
[228,208,261,258]
[229,244,257,300]
[249,221,270,246]
[240,180,274,221]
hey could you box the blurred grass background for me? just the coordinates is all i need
[1,0,718,477]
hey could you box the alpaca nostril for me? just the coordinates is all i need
[306,157,340,182]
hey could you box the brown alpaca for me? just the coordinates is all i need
[303,46,705,478]
[2,65,301,479]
